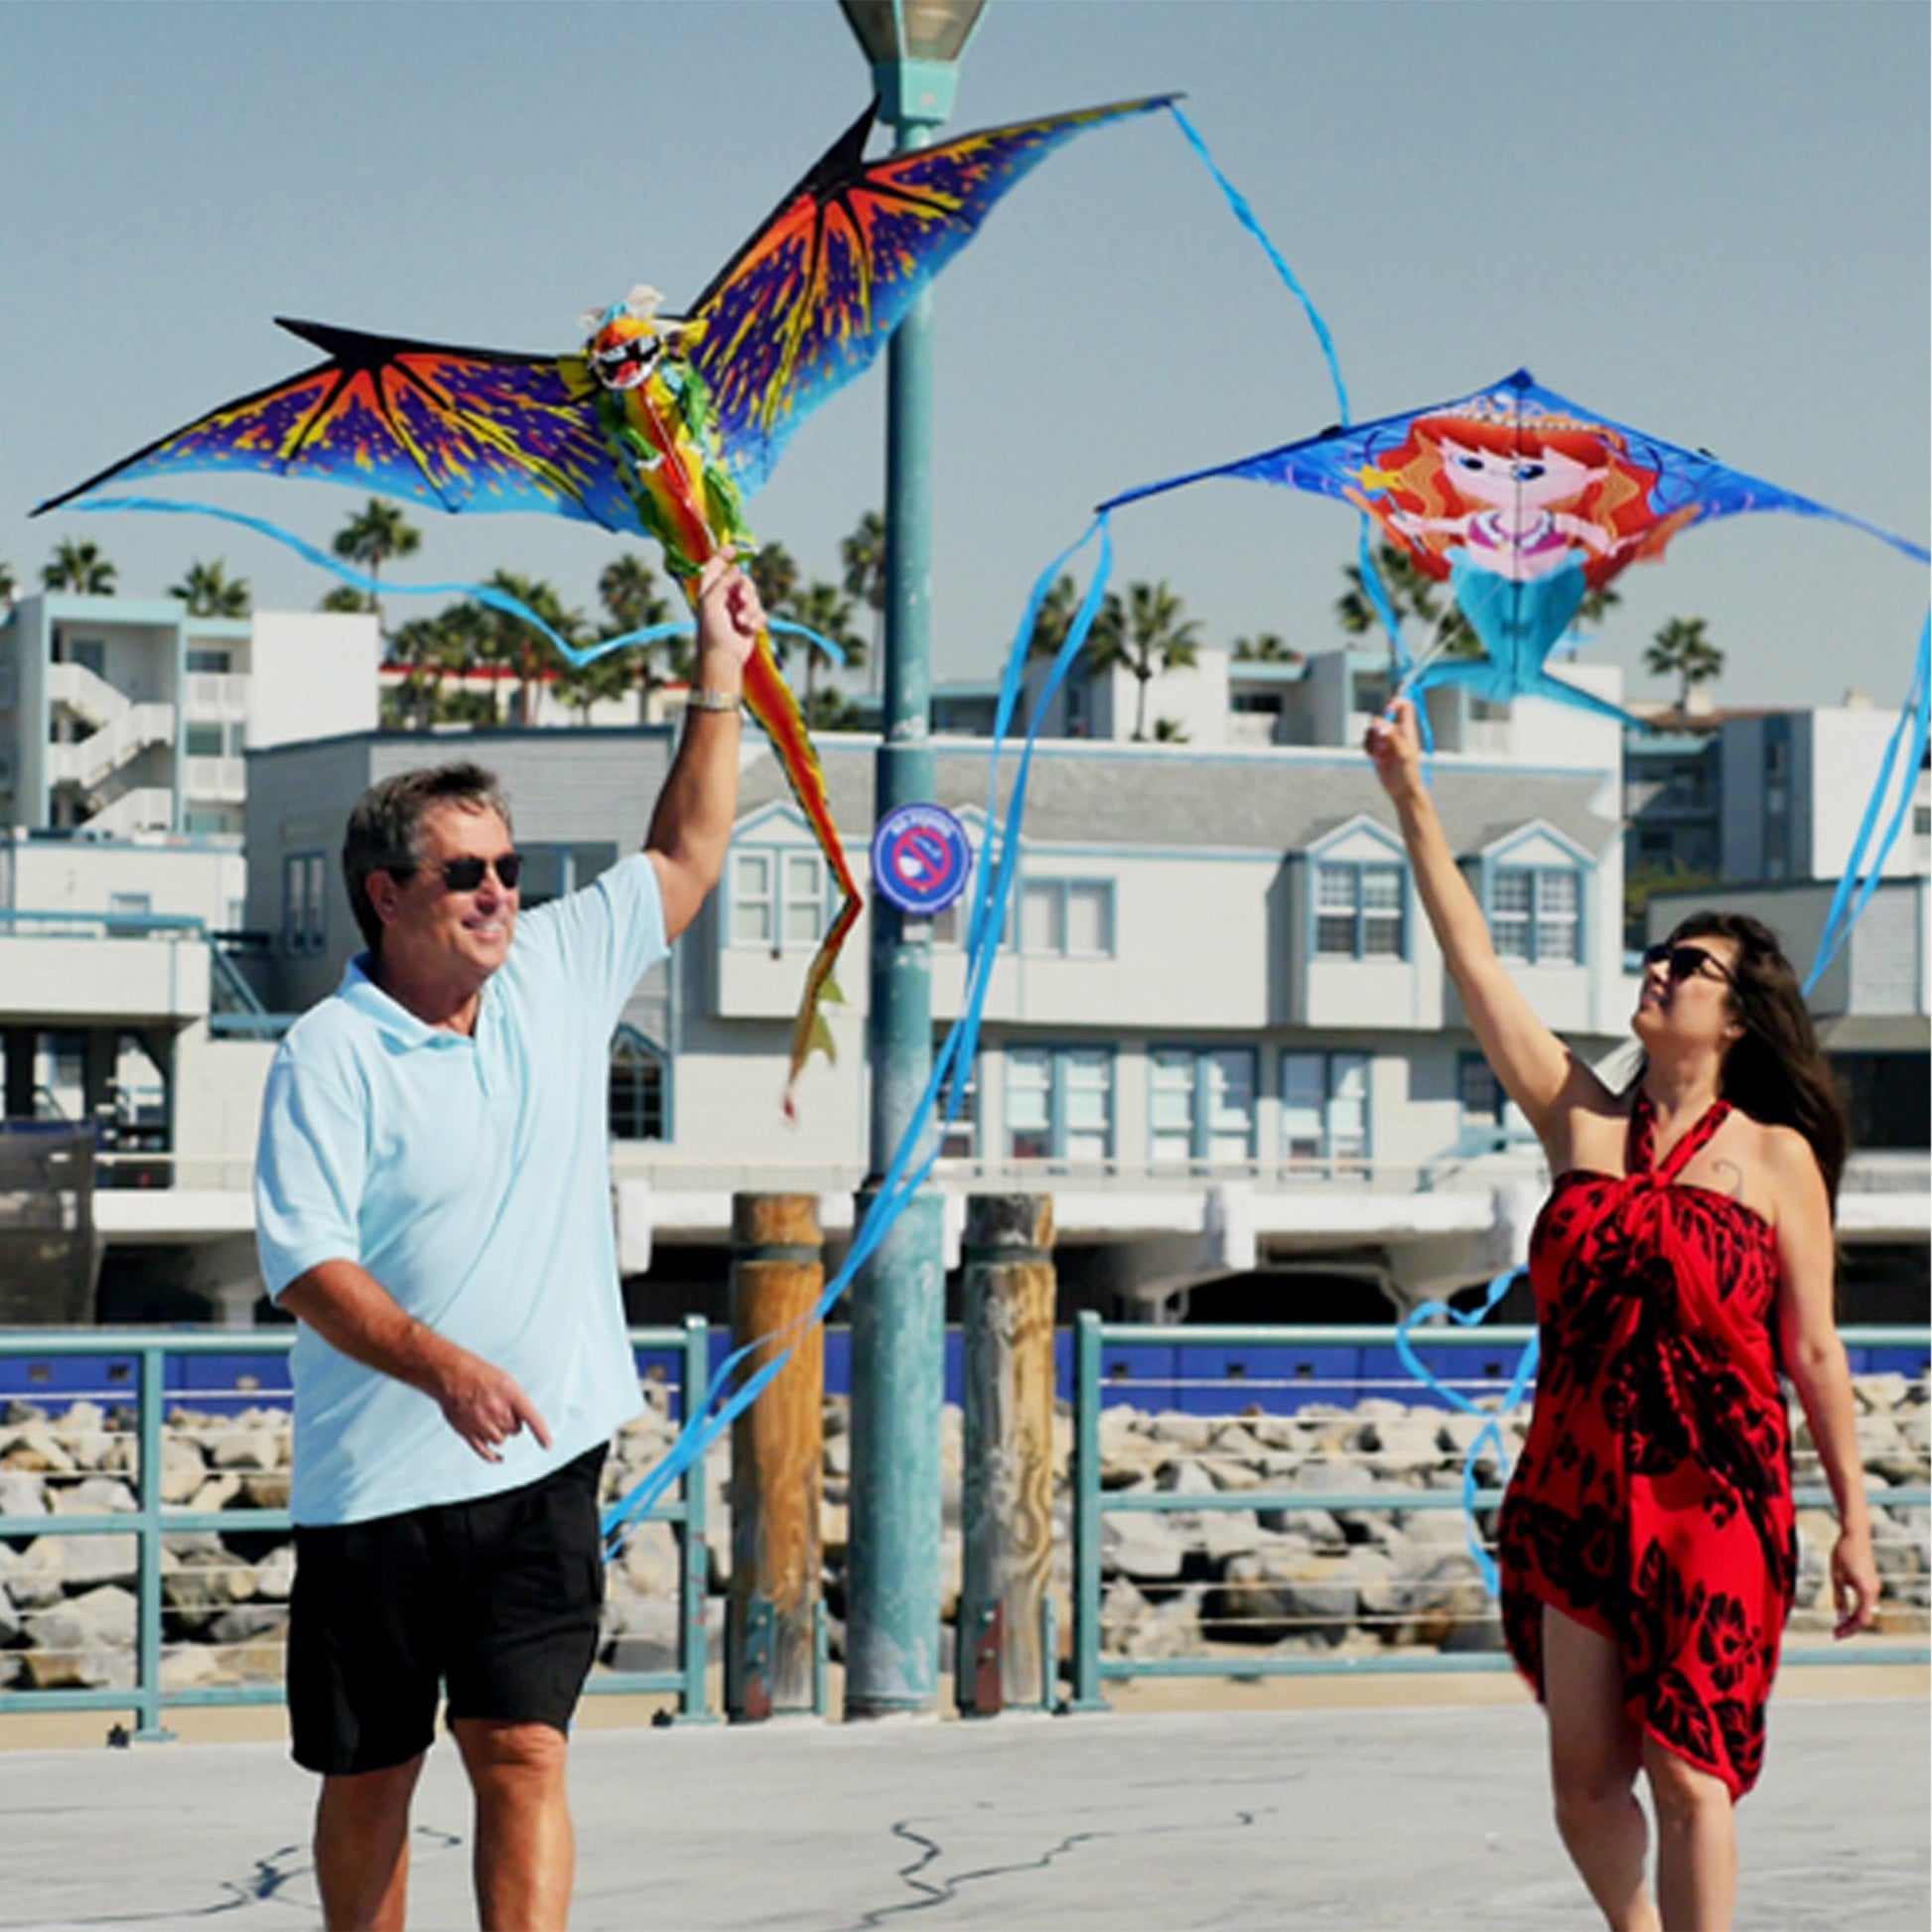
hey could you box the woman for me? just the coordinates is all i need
[1366,698,1878,1932]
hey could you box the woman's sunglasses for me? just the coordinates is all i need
[391,852,523,894]
[1643,941,1733,988]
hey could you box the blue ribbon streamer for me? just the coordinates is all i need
[1802,610,1931,994]
[601,515,1120,1551]
[70,494,846,668]
[1393,1272,1538,1595]
[1164,105,1403,667]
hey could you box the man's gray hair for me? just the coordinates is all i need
[342,761,513,954]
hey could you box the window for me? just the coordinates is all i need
[185,721,224,758]
[1150,1047,1257,1167]
[186,647,231,674]
[225,720,247,759]
[514,842,618,909]
[1314,861,1405,958]
[1281,1050,1369,1173]
[608,1029,666,1141]
[1489,867,1581,964]
[107,893,152,921]
[935,1039,977,1160]
[1006,1046,1113,1164]
[67,639,106,678]
[728,846,829,951]
[1459,1051,1504,1127]
[1019,879,1113,958]
[282,853,327,957]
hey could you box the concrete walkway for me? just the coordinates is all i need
[2,1695,1925,1929]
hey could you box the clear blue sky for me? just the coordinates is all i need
[5,0,1926,711]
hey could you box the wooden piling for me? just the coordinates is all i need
[958,1192,1057,1715]
[726,1192,824,1721]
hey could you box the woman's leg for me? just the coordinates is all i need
[1642,1736,1735,1931]
[1542,1603,1661,1932]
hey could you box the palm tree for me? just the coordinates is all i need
[1025,574,1084,660]
[168,558,251,618]
[784,580,866,720]
[1089,580,1200,741]
[597,553,680,722]
[748,541,799,648]
[42,538,117,595]
[1232,631,1299,662]
[384,603,483,730]
[840,508,887,687]
[332,499,421,636]
[1645,617,1724,711]
[478,572,586,726]
[1335,542,1464,657]
[0,557,16,607]
[319,585,377,615]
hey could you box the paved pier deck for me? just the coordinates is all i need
[2,1687,1924,1928]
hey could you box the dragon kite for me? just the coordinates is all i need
[38,94,1173,1104]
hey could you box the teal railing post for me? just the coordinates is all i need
[126,1342,174,1742]
[674,1313,714,1723]
[1067,1311,1107,1712]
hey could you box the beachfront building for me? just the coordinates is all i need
[0,597,379,1320]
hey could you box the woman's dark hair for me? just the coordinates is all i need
[1666,909,1850,1206]
[342,761,512,955]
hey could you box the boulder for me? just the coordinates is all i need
[1,1426,76,1474]
[1200,1507,1263,1566]
[254,1544,296,1602]
[52,1475,137,1515]
[159,1438,207,1506]
[1854,1373,1910,1414]
[161,1645,237,1692]
[242,1471,292,1511]
[61,1532,141,1589]
[1101,1508,1185,1583]
[1256,1501,1345,1551]
[1212,1549,1358,1642]
[26,1584,138,1679]
[1146,1413,1215,1451]
[1099,1577,1151,1648]
[1117,1587,1204,1660]
[0,1469,48,1519]
[618,1520,680,1599]
[207,1604,288,1647]
[0,1580,20,1646]
[187,1473,244,1513]
[207,1428,283,1473]
[3,1538,69,1608]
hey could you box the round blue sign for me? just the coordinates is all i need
[871,803,973,916]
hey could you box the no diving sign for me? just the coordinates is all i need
[871,803,973,917]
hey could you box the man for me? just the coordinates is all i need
[255,556,760,1931]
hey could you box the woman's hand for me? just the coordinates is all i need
[1831,1524,1881,1639]
[1364,696,1426,804]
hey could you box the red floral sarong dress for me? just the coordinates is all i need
[1496,1092,1797,1799]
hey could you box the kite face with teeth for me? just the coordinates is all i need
[583,286,677,392]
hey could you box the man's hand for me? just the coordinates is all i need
[693,552,762,683]
[278,1259,552,1462]
[429,1345,554,1463]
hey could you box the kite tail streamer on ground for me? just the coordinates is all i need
[602,519,1116,1557]
[1393,1274,1538,1595]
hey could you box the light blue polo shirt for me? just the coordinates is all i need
[255,852,665,1526]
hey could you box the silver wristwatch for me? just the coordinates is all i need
[686,687,744,714]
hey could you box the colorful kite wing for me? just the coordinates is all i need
[692,95,1175,495]
[37,321,639,532]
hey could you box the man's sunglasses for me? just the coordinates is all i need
[1643,941,1733,988]
[392,852,523,894]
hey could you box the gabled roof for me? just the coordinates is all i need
[736,739,1617,859]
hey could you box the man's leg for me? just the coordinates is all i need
[314,1753,425,1932]
[452,1718,574,1932]
[1542,1603,1661,1932]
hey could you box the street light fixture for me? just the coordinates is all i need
[838,0,988,126]
[836,0,986,1721]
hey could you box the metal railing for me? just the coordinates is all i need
[1068,1315,1931,1707]
[0,1321,711,1739]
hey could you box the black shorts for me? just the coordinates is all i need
[288,1446,607,1776]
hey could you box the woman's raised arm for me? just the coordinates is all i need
[1365,698,1587,1152]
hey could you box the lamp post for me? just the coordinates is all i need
[837,0,988,1720]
